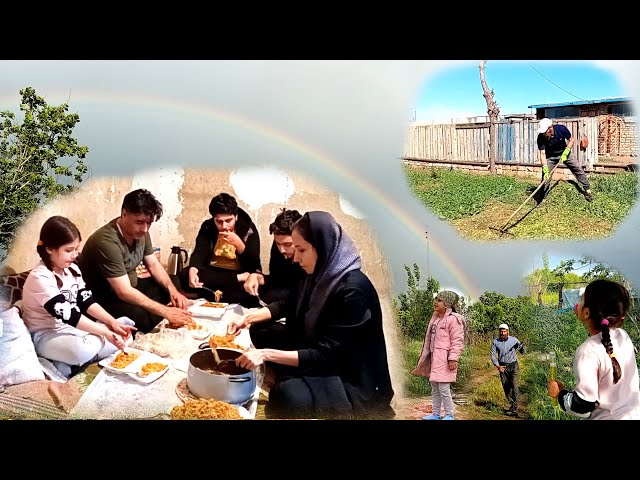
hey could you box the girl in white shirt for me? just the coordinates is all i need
[20,216,137,378]
[547,279,640,419]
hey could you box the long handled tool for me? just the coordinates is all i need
[491,162,561,234]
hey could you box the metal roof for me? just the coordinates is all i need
[527,97,631,109]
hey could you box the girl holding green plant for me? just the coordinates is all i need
[547,279,640,419]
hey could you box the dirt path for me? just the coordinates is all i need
[393,364,526,421]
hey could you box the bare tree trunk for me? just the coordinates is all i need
[479,61,500,174]
[558,282,564,308]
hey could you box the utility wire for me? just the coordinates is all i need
[529,64,584,101]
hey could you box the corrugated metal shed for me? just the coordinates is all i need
[528,97,631,109]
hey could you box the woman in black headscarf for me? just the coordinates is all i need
[228,211,395,419]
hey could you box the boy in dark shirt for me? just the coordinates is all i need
[243,208,305,304]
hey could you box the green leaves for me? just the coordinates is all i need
[468,291,535,337]
[394,263,440,340]
[0,86,90,259]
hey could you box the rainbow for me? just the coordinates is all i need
[0,89,483,299]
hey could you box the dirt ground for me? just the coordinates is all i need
[392,364,526,421]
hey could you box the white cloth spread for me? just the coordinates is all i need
[70,302,260,419]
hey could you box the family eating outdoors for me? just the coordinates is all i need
[15,188,396,420]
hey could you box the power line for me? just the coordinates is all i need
[425,228,430,278]
[528,64,584,101]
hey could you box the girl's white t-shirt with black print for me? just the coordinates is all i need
[574,328,640,420]
[21,261,96,334]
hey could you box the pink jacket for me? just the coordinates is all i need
[411,309,465,383]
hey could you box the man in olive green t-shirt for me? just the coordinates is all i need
[78,189,193,334]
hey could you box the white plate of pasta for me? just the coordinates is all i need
[188,299,229,319]
[99,348,170,384]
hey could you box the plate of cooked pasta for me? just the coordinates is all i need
[188,299,229,319]
[99,348,170,384]
[99,348,144,372]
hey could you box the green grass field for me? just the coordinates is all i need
[404,165,638,241]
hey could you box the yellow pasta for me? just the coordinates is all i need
[201,302,225,308]
[110,351,139,369]
[140,362,167,374]
[209,334,245,351]
[170,399,243,420]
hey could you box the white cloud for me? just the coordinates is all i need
[339,195,365,219]
[414,105,487,124]
[229,167,295,211]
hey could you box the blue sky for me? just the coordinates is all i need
[529,253,616,277]
[413,60,630,122]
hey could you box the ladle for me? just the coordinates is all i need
[211,347,237,372]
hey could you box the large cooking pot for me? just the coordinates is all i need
[187,347,255,405]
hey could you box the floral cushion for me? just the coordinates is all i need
[0,271,30,309]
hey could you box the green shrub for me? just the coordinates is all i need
[523,354,576,420]
[468,291,535,341]
[452,346,473,389]
[402,338,431,397]
[394,264,439,341]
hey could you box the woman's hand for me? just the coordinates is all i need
[227,308,272,335]
[448,360,458,371]
[227,315,248,335]
[110,318,137,339]
[107,332,126,350]
[235,349,267,370]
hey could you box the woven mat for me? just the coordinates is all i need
[0,363,101,420]
[0,390,70,419]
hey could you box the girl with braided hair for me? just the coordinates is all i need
[547,279,640,419]
[20,216,137,378]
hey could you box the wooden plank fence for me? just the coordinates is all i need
[404,116,603,170]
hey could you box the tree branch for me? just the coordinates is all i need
[478,61,500,117]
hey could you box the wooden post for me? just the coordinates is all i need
[479,61,500,173]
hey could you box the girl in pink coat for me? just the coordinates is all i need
[411,290,465,420]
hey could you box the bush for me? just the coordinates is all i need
[403,338,431,397]
[468,291,535,341]
[393,264,439,341]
